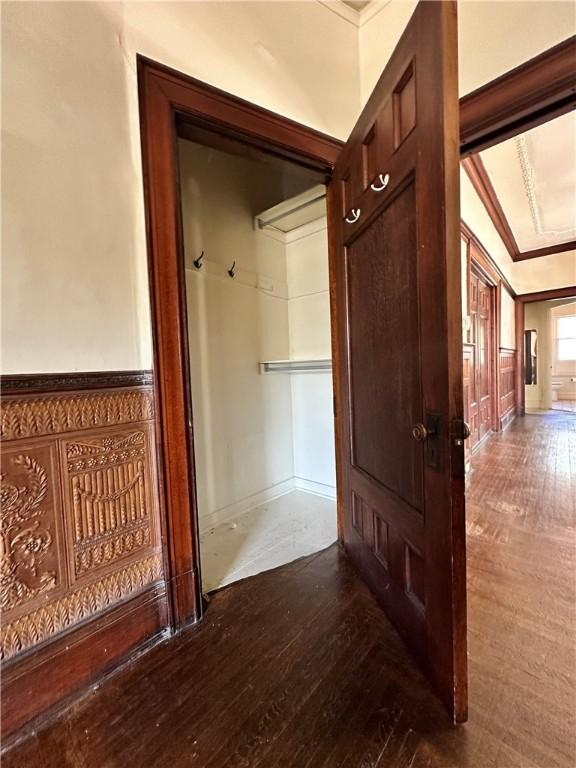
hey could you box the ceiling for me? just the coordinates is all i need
[479,111,576,253]
[341,1,373,11]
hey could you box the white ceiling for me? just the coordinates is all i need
[480,111,576,252]
[341,0,373,10]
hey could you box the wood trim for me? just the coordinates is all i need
[0,370,153,394]
[1,582,168,745]
[514,241,576,261]
[518,286,576,303]
[462,155,518,259]
[462,156,575,264]
[460,220,516,297]
[460,36,576,156]
[137,56,343,631]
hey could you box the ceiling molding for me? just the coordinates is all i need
[460,35,576,157]
[514,240,576,262]
[518,286,576,303]
[462,155,519,260]
[316,0,392,28]
[462,154,576,263]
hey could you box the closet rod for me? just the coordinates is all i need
[259,359,332,374]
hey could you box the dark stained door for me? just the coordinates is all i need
[329,0,467,722]
[469,268,494,446]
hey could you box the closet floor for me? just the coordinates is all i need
[199,489,337,592]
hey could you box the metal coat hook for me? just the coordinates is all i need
[228,260,236,278]
[345,208,361,224]
[193,250,204,269]
[370,173,390,192]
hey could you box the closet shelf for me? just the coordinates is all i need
[255,185,326,234]
[259,359,332,374]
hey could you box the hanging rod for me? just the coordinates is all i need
[259,359,332,374]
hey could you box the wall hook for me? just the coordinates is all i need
[370,173,390,192]
[228,260,236,278]
[345,208,361,224]
[193,250,204,269]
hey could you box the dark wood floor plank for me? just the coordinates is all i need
[3,413,575,768]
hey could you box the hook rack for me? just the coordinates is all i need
[228,261,236,278]
[193,250,205,270]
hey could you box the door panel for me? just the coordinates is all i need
[329,0,467,721]
[348,182,423,510]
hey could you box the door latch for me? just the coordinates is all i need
[412,412,442,471]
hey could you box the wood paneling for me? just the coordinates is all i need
[461,225,518,449]
[499,349,517,429]
[4,411,575,766]
[0,375,165,740]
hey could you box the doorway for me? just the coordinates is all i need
[138,14,573,726]
[177,137,338,592]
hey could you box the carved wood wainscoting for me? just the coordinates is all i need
[0,372,168,741]
[499,349,518,430]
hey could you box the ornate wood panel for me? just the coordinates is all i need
[1,384,163,663]
[499,349,517,429]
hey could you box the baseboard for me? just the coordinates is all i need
[500,408,517,431]
[198,476,337,532]
[198,478,297,531]
[1,582,169,745]
[294,477,337,500]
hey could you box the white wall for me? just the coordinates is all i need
[360,1,575,102]
[500,287,516,349]
[1,1,360,374]
[181,142,297,528]
[286,223,336,493]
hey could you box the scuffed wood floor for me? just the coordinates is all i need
[3,413,575,767]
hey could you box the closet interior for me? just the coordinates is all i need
[179,137,337,593]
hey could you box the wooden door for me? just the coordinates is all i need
[477,278,493,441]
[469,270,494,446]
[329,0,467,722]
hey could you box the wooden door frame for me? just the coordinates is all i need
[515,287,576,415]
[138,36,574,632]
[138,56,343,629]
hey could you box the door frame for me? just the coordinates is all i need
[138,56,343,629]
[138,36,575,632]
[515,286,576,415]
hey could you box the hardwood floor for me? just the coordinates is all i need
[551,400,576,413]
[3,413,575,768]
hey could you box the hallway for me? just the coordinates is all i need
[4,414,575,768]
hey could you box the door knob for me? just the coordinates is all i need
[461,421,471,439]
[412,423,436,442]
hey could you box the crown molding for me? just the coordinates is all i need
[462,154,576,263]
[517,286,576,303]
[316,0,392,28]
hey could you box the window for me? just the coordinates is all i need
[556,315,576,361]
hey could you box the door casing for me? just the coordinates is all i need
[137,37,575,632]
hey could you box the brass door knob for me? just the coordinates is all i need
[461,421,471,439]
[412,423,435,442]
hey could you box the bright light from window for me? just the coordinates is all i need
[556,315,576,361]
